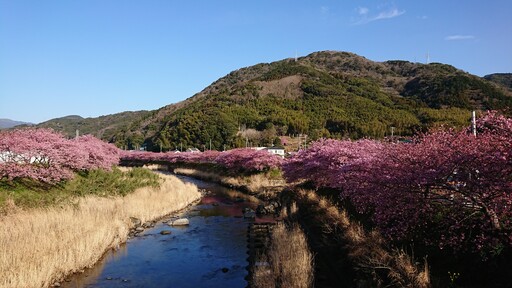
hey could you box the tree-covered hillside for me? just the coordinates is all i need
[37,51,512,151]
[145,51,511,151]
[37,111,152,148]
[484,73,512,91]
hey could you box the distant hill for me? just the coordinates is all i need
[37,111,152,144]
[38,51,512,151]
[0,118,33,129]
[484,73,512,91]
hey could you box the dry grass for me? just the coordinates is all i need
[252,223,314,288]
[293,189,431,288]
[255,75,304,100]
[270,223,314,288]
[141,164,167,171]
[174,168,221,183]
[0,173,201,288]
[251,254,275,288]
[173,168,284,196]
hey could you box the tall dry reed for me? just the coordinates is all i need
[269,223,314,288]
[0,173,201,288]
[252,221,314,288]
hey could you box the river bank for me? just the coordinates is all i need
[121,164,430,287]
[0,172,201,288]
[168,166,284,200]
[172,165,428,287]
[280,189,430,288]
[61,175,275,288]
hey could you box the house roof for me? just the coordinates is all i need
[265,146,285,150]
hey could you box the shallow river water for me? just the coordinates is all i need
[62,175,272,288]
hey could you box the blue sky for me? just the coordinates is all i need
[1,0,511,123]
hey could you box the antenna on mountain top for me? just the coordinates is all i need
[426,51,430,64]
[295,50,298,62]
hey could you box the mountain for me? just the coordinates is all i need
[484,73,512,91]
[37,111,152,143]
[38,51,512,151]
[0,118,33,129]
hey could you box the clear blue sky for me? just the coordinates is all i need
[1,0,511,123]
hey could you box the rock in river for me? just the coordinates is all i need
[243,208,256,219]
[169,218,190,226]
[130,217,142,227]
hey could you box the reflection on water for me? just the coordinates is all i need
[62,175,273,288]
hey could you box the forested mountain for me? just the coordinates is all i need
[37,112,152,144]
[484,73,512,91]
[38,51,512,151]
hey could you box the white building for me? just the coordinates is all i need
[265,147,285,157]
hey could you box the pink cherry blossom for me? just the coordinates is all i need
[283,111,512,254]
[0,128,120,183]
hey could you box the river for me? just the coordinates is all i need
[62,175,273,288]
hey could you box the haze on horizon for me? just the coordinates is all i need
[1,0,511,124]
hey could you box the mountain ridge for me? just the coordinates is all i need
[35,51,512,150]
[0,118,33,129]
[37,111,152,140]
[484,73,512,91]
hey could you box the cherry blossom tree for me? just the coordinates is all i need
[283,111,512,254]
[120,148,282,173]
[215,148,282,172]
[342,113,512,253]
[282,139,383,188]
[0,128,120,183]
[76,134,120,170]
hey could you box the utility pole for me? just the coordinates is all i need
[472,111,477,137]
